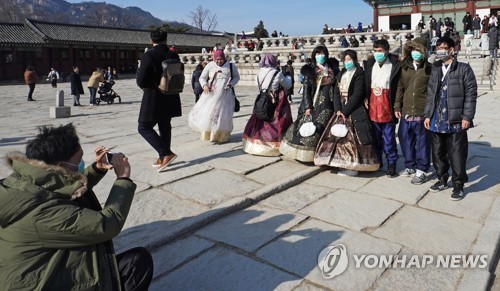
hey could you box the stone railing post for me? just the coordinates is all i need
[50,89,70,118]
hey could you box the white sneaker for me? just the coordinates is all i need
[399,168,416,177]
[338,169,358,177]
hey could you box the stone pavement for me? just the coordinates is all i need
[0,77,499,291]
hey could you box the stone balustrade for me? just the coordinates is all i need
[179,30,424,86]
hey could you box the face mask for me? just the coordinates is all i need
[411,51,423,61]
[435,50,450,61]
[62,159,85,173]
[77,159,85,173]
[344,61,355,70]
[315,55,326,65]
[373,52,386,63]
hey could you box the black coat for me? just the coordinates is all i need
[70,72,84,95]
[191,70,203,95]
[136,44,182,122]
[424,58,477,123]
[488,27,499,50]
[299,57,339,114]
[334,66,374,145]
[364,53,401,123]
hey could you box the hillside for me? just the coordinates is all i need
[0,0,191,30]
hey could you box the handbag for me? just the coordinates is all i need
[299,115,316,137]
[331,120,348,138]
[229,63,240,112]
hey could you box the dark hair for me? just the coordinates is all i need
[311,45,329,62]
[26,65,34,71]
[373,39,390,51]
[150,29,167,44]
[195,64,203,71]
[287,60,293,65]
[341,49,358,65]
[26,123,81,165]
[436,36,455,49]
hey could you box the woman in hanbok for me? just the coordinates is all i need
[188,50,240,143]
[279,45,339,162]
[242,54,293,156]
[314,49,379,176]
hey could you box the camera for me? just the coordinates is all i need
[105,152,114,164]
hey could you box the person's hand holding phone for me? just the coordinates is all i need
[94,146,114,171]
[110,152,131,178]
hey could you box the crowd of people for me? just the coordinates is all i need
[182,33,477,202]
[23,65,119,106]
[3,27,480,290]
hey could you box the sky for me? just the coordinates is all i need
[65,0,373,36]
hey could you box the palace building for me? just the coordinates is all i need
[364,0,500,32]
[0,19,230,81]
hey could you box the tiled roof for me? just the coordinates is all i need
[0,22,45,45]
[22,19,230,48]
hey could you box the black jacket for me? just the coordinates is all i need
[334,66,374,145]
[136,44,182,122]
[424,58,477,123]
[364,53,401,123]
[299,57,339,114]
[70,72,84,95]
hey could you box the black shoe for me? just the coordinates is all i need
[27,98,36,101]
[451,184,465,201]
[429,180,449,192]
[386,164,397,178]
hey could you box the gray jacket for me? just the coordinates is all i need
[424,58,477,123]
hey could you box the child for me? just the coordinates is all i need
[191,64,203,102]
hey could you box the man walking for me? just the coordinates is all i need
[364,39,401,177]
[424,36,478,201]
[137,29,181,172]
[395,37,432,185]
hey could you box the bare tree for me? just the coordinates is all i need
[188,5,217,33]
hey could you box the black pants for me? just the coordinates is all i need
[27,84,35,100]
[138,116,172,158]
[430,131,468,185]
[117,247,154,291]
[51,79,57,88]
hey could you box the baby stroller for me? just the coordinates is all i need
[96,80,121,105]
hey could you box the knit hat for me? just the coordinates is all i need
[213,50,225,60]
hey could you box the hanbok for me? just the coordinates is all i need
[242,68,292,156]
[188,60,240,143]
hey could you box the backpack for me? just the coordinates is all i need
[158,57,185,95]
[254,70,279,121]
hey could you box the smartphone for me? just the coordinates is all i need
[105,152,114,164]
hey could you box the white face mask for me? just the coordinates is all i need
[436,49,450,61]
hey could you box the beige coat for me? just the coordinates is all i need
[87,70,104,88]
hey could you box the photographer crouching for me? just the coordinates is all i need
[0,123,153,290]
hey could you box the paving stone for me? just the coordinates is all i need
[196,205,308,252]
[418,191,493,222]
[464,157,500,197]
[133,161,213,187]
[470,197,500,268]
[299,190,403,231]
[91,173,150,203]
[256,219,401,290]
[152,236,214,279]
[304,170,373,191]
[456,269,491,291]
[163,169,261,206]
[152,247,302,291]
[292,281,331,291]
[245,160,310,184]
[372,247,462,291]
[372,206,482,254]
[357,176,429,205]
[260,184,333,213]
[114,188,209,252]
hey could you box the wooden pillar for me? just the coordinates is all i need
[466,0,475,15]
[373,5,379,32]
